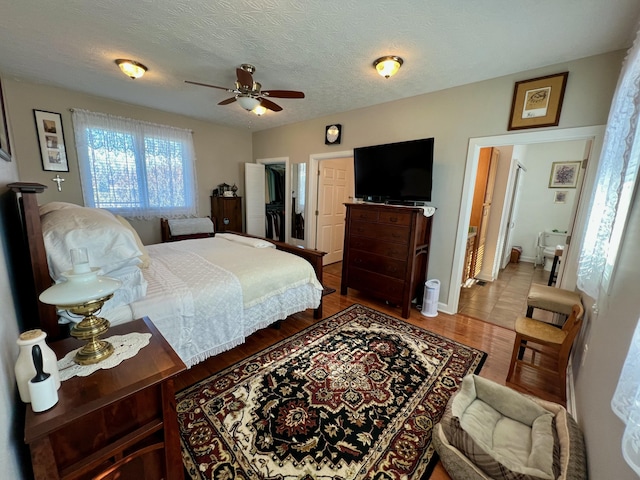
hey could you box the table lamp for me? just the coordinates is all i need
[39,248,122,365]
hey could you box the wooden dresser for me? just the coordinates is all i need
[24,317,186,480]
[341,203,434,318]
[210,196,243,232]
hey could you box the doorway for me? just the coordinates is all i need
[308,150,354,264]
[447,126,605,314]
[245,157,291,242]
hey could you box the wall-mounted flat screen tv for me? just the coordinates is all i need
[354,137,434,203]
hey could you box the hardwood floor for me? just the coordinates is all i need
[458,261,552,329]
[174,260,562,480]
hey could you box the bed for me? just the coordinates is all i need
[8,182,325,368]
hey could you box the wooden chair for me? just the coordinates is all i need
[506,303,584,402]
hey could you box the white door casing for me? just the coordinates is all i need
[244,163,266,236]
[308,150,354,252]
[316,158,353,265]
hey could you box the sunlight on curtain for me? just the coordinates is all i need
[597,23,640,476]
[72,109,197,219]
[578,27,640,300]
[576,26,640,300]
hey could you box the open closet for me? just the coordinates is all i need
[245,159,291,243]
[265,164,286,241]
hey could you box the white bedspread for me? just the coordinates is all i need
[103,237,323,368]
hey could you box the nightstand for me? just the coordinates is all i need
[24,317,186,480]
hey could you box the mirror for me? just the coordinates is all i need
[291,163,306,240]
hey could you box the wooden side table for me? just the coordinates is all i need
[24,317,186,480]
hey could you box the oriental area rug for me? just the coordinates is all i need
[176,304,487,480]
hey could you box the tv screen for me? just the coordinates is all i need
[354,137,434,203]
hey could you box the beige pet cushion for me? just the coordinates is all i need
[438,375,559,480]
[527,284,581,316]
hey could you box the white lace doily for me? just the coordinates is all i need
[57,332,152,381]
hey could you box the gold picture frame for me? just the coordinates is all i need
[508,72,569,130]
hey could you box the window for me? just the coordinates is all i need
[578,24,640,476]
[72,109,197,219]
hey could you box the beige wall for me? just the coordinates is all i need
[253,51,625,307]
[3,79,253,244]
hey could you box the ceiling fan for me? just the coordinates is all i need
[185,64,305,114]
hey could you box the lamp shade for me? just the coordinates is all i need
[238,96,260,111]
[39,269,122,307]
[373,56,403,78]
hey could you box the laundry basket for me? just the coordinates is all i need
[421,279,440,317]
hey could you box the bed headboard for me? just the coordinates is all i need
[8,182,61,339]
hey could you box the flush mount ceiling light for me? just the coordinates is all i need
[115,59,148,79]
[237,96,261,111]
[373,55,404,78]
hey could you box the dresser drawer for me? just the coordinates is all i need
[350,221,410,244]
[348,250,407,279]
[349,207,379,223]
[348,237,409,260]
[378,210,412,226]
[347,267,405,302]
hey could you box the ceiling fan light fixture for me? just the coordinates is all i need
[253,105,267,116]
[238,96,260,111]
[373,56,403,78]
[115,59,147,79]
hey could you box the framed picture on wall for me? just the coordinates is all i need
[554,190,568,204]
[508,72,569,130]
[0,77,11,162]
[549,161,581,188]
[33,110,69,172]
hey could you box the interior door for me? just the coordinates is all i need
[500,163,524,268]
[244,163,266,236]
[316,157,353,265]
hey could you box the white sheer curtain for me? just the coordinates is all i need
[72,109,197,219]
[576,26,640,300]
[583,22,640,476]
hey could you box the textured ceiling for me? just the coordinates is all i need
[1,0,639,131]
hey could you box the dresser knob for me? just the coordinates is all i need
[389,217,398,223]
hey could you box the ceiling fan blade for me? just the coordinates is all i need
[185,80,232,91]
[218,97,237,105]
[259,98,283,112]
[262,90,305,99]
[236,68,254,89]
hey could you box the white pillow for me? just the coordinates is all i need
[41,206,143,281]
[39,201,83,216]
[114,215,151,268]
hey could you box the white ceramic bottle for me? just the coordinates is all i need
[15,329,60,403]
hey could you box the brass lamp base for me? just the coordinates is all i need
[66,294,115,365]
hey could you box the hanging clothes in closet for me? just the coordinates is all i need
[264,164,286,242]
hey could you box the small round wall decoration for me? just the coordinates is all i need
[325,124,342,145]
